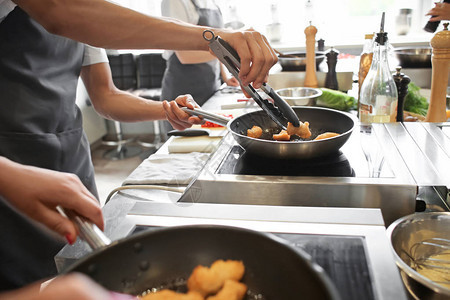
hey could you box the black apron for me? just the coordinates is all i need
[160,0,224,106]
[0,7,97,290]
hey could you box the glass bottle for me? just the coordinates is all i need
[359,15,398,123]
[358,33,374,101]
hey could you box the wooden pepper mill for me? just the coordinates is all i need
[393,67,411,122]
[304,22,318,88]
[325,47,339,90]
[426,22,450,122]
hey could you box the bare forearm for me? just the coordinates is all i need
[13,0,210,51]
[92,90,166,122]
[0,157,20,198]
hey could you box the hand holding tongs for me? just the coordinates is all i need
[203,30,300,129]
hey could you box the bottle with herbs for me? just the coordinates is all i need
[359,13,398,123]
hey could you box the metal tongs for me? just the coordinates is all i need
[203,30,300,129]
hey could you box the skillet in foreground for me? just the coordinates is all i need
[64,225,340,300]
[228,106,355,159]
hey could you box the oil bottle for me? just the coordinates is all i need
[359,13,398,123]
[358,33,374,100]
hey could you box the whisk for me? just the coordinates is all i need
[408,238,450,287]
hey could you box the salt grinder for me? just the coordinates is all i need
[304,22,319,88]
[393,67,410,122]
[426,22,450,122]
[318,38,325,52]
[325,47,339,90]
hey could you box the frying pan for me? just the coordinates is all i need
[183,106,355,159]
[64,225,340,300]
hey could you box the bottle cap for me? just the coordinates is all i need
[375,12,388,45]
[375,32,388,45]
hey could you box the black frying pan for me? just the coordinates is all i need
[63,225,340,300]
[183,106,355,160]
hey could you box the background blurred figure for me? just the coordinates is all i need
[160,0,240,108]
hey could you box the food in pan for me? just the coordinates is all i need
[140,260,246,300]
[313,132,340,140]
[247,125,263,138]
[286,121,312,139]
[272,130,291,141]
[187,259,245,297]
[248,121,341,142]
[206,279,247,300]
[141,290,203,300]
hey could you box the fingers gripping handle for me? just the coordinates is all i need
[57,206,111,250]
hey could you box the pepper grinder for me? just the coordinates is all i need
[325,47,339,90]
[426,22,450,122]
[393,67,411,122]
[304,22,318,88]
[318,38,325,52]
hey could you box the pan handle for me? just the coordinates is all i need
[57,206,111,250]
[181,107,230,127]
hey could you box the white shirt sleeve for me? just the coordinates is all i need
[82,45,109,66]
[161,0,199,60]
[161,0,199,25]
[0,0,16,23]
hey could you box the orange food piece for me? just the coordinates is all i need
[286,121,312,139]
[140,290,203,300]
[206,280,247,300]
[187,260,245,297]
[272,130,290,141]
[313,132,340,140]
[446,110,450,119]
[247,125,263,138]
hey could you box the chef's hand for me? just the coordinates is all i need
[426,2,450,22]
[212,28,277,90]
[0,273,137,300]
[39,274,137,300]
[162,94,204,130]
[0,157,104,245]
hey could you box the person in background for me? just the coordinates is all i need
[0,0,277,293]
[161,0,240,109]
[426,2,450,22]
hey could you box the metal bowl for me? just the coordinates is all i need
[276,87,323,106]
[278,52,325,71]
[393,47,432,68]
[386,212,450,299]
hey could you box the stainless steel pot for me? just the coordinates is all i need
[393,47,432,69]
[386,212,450,300]
[276,87,323,106]
[278,51,325,71]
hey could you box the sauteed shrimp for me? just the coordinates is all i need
[206,279,247,300]
[272,130,290,141]
[286,121,311,139]
[247,126,263,139]
[313,132,340,140]
[140,260,246,300]
[187,260,245,297]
